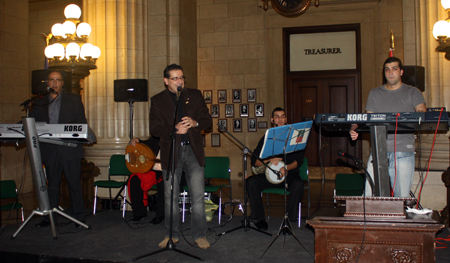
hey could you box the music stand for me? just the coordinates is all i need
[217,124,272,237]
[259,121,314,259]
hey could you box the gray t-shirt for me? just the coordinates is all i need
[365,83,426,152]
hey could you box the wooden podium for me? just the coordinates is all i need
[307,199,444,263]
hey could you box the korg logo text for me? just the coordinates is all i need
[64,125,83,132]
[347,114,367,121]
[32,136,38,148]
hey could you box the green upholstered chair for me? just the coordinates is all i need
[93,154,131,217]
[334,173,366,207]
[182,156,231,224]
[335,173,366,196]
[1,180,24,224]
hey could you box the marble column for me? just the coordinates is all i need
[81,0,150,185]
[414,0,450,171]
[81,0,197,196]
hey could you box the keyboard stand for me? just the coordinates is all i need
[11,117,89,240]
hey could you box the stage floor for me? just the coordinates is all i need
[0,209,449,263]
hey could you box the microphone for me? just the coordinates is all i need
[47,87,58,95]
[337,150,362,163]
[176,86,182,101]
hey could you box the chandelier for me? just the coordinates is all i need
[43,4,100,94]
[433,0,450,60]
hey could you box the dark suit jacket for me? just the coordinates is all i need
[150,88,211,171]
[29,91,87,161]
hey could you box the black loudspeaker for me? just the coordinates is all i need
[402,65,425,92]
[114,79,148,102]
[32,69,72,95]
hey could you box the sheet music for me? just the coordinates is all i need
[259,121,313,159]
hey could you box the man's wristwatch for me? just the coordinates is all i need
[196,122,199,127]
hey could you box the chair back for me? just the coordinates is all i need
[1,180,18,199]
[109,154,132,177]
[335,173,365,196]
[204,157,230,180]
[299,157,308,181]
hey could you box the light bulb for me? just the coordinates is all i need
[433,20,450,39]
[51,23,64,37]
[66,42,80,59]
[64,4,82,19]
[44,45,55,58]
[63,21,76,35]
[76,22,91,38]
[91,46,101,59]
[441,0,450,10]
[52,43,65,59]
[80,43,93,59]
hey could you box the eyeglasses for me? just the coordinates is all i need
[48,78,62,83]
[168,76,185,81]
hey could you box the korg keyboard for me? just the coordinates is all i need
[0,123,96,144]
[314,111,449,132]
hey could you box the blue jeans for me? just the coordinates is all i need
[163,145,206,240]
[365,151,415,197]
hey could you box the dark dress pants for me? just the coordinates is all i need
[247,173,304,222]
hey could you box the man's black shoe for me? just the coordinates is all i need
[150,216,164,225]
[35,220,50,228]
[254,219,268,230]
[129,215,145,222]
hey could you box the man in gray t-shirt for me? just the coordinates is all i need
[351,57,426,197]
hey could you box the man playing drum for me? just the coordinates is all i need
[247,107,306,230]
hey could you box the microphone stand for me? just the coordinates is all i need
[20,98,35,117]
[338,151,375,195]
[132,89,203,262]
[217,123,271,237]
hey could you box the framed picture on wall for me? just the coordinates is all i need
[211,133,221,147]
[247,89,256,102]
[240,104,249,117]
[218,119,227,131]
[258,121,267,129]
[203,90,212,104]
[232,89,241,103]
[248,118,257,132]
[233,118,242,132]
[218,90,226,103]
[225,104,234,118]
[210,104,219,118]
[255,103,264,117]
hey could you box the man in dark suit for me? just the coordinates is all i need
[150,64,212,249]
[30,70,87,227]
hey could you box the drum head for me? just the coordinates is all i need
[265,161,285,184]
